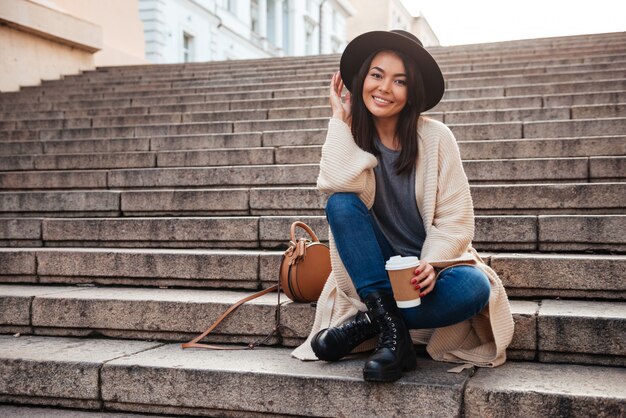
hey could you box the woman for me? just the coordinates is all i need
[291,30,514,382]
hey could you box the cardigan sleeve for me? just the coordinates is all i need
[420,124,475,263]
[316,118,378,205]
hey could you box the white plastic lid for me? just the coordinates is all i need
[385,255,420,270]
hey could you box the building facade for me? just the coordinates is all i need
[346,0,439,46]
[138,0,356,64]
[0,0,146,92]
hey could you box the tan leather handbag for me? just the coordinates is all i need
[279,221,331,303]
[182,221,330,350]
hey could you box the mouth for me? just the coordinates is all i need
[372,95,393,104]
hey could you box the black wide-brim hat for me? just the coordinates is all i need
[340,30,445,112]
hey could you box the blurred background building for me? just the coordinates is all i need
[1,0,437,91]
[0,0,147,91]
[346,0,439,46]
[139,0,356,63]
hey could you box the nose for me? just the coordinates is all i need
[378,78,392,93]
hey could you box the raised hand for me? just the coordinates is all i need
[329,71,352,125]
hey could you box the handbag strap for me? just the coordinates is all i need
[290,221,320,243]
[182,221,315,350]
[181,284,280,350]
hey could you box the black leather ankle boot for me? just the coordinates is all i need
[362,290,417,382]
[311,311,379,361]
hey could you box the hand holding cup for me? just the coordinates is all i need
[411,261,436,298]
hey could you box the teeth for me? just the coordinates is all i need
[373,96,391,104]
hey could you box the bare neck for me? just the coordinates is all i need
[374,116,400,151]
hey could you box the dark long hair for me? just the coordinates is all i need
[350,49,426,176]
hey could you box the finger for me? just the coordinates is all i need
[420,282,435,298]
[414,265,434,282]
[413,271,435,289]
[420,280,436,298]
[414,262,431,274]
[416,273,436,296]
[411,271,431,289]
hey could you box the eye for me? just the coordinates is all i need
[395,79,407,86]
[370,72,382,79]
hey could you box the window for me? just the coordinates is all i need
[267,0,276,44]
[183,32,193,62]
[305,21,314,54]
[282,0,289,53]
[227,0,237,13]
[251,0,259,33]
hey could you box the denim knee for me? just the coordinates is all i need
[461,266,491,310]
[325,192,365,220]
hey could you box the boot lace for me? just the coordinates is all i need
[338,314,376,346]
[377,313,400,350]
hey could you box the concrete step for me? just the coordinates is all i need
[4,73,625,107]
[0,213,623,252]
[1,155,624,189]
[0,147,275,170]
[4,103,623,133]
[276,136,626,163]
[0,337,626,418]
[9,66,625,99]
[446,68,626,89]
[0,406,173,418]
[0,285,625,365]
[39,51,626,80]
[8,130,622,162]
[45,45,625,83]
[36,54,626,82]
[0,284,625,366]
[444,78,626,101]
[25,60,626,94]
[0,336,624,418]
[463,361,625,418]
[445,103,626,123]
[76,41,626,76]
[1,138,624,172]
[80,55,625,91]
[0,182,623,217]
[6,114,623,143]
[0,133,262,156]
[1,249,624,299]
[0,135,624,166]
[3,135,623,169]
[2,100,625,132]
[0,152,158,171]
[3,87,625,119]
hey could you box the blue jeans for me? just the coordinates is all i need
[325,192,491,330]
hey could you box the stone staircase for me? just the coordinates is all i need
[0,31,625,417]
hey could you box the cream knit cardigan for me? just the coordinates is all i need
[291,116,515,368]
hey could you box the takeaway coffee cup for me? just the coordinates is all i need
[385,255,421,308]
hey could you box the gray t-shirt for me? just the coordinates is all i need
[372,137,427,257]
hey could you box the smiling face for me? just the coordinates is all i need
[361,51,408,123]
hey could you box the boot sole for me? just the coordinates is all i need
[363,355,417,382]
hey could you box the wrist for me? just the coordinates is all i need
[332,113,350,124]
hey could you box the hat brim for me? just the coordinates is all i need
[340,31,445,112]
